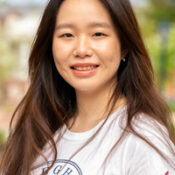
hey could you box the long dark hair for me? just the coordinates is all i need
[0,0,175,174]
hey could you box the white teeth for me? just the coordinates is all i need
[73,66,96,71]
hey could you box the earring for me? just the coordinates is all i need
[122,57,126,62]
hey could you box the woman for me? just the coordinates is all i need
[0,0,175,174]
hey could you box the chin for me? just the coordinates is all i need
[74,86,102,94]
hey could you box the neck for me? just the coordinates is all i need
[67,87,126,132]
[73,86,126,125]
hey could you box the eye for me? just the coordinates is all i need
[93,32,107,37]
[60,33,73,38]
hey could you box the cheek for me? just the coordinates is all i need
[96,42,121,67]
[52,36,75,59]
[94,39,121,58]
[52,44,64,71]
[52,41,66,60]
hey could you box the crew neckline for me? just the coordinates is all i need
[62,105,126,141]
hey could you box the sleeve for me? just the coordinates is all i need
[125,115,175,175]
[127,138,175,175]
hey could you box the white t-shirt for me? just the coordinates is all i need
[31,106,175,175]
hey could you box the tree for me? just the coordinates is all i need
[146,0,175,23]
[144,0,175,92]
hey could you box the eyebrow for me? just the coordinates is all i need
[55,22,112,30]
[89,22,111,28]
[55,24,74,30]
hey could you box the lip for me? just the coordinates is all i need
[70,63,99,67]
[70,63,99,77]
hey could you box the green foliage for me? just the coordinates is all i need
[0,131,5,145]
[168,102,175,112]
[140,0,175,74]
[136,2,175,85]
[146,0,175,23]
[0,34,18,81]
[172,125,175,138]
[143,24,175,79]
[166,25,175,73]
[135,1,175,111]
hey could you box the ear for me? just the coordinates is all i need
[121,49,128,59]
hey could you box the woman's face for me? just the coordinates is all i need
[52,0,122,93]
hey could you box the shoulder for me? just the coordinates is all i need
[119,112,175,174]
[131,113,174,150]
[130,113,175,158]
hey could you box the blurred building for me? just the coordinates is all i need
[0,2,45,79]
[0,1,46,132]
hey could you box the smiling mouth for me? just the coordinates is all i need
[71,65,99,71]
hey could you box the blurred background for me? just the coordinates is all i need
[0,0,175,157]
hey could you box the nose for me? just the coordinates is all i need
[73,35,93,58]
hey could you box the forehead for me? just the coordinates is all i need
[56,0,113,26]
